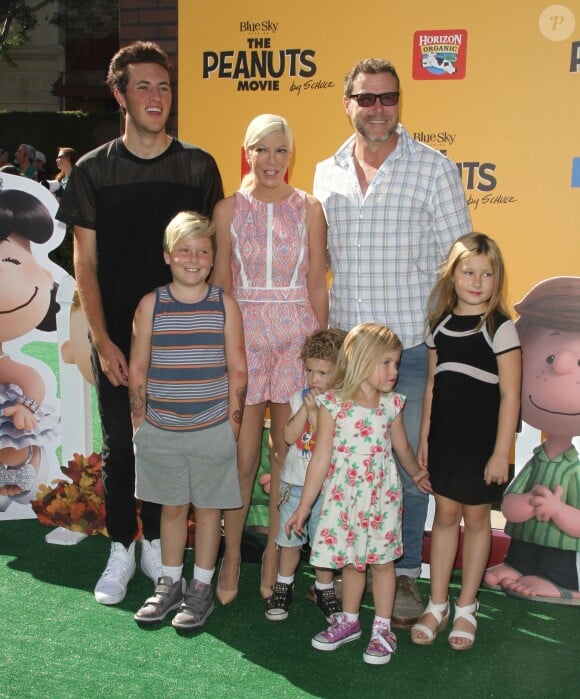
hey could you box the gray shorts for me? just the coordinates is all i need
[134,420,242,509]
[275,481,324,548]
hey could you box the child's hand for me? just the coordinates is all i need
[483,454,509,486]
[413,467,431,494]
[285,504,310,537]
[3,404,37,432]
[417,440,428,470]
[304,389,319,405]
[303,389,319,423]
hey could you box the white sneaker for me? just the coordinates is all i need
[94,541,136,605]
[141,538,163,582]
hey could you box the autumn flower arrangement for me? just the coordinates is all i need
[31,452,107,535]
[31,452,197,545]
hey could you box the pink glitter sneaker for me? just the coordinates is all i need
[311,613,362,651]
[363,621,397,665]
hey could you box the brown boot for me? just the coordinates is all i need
[392,575,423,628]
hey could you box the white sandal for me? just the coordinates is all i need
[411,598,450,646]
[449,600,479,650]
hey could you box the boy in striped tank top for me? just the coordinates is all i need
[130,211,247,631]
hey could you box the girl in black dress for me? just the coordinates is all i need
[411,233,521,650]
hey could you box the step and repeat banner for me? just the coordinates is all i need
[178,0,579,307]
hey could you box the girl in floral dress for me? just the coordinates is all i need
[287,323,430,665]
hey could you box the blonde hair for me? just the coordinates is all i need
[333,323,402,401]
[427,232,510,336]
[241,113,293,188]
[163,211,215,253]
[244,113,293,151]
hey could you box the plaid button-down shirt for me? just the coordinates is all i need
[314,125,472,348]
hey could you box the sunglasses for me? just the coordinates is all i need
[348,92,399,107]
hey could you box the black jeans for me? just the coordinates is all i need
[91,345,161,546]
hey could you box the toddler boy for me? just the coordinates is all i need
[266,328,346,621]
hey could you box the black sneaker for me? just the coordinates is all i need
[265,582,294,621]
[314,587,341,622]
[134,576,185,624]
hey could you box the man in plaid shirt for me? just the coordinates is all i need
[314,57,471,627]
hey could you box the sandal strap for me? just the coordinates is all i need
[453,600,479,629]
[411,622,436,641]
[423,597,449,624]
[449,630,475,642]
[411,598,449,642]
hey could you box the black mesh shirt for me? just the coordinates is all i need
[56,137,224,352]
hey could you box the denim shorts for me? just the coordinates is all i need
[276,481,324,548]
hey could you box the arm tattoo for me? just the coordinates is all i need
[129,384,146,417]
[232,384,247,424]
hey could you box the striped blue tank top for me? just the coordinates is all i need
[146,284,228,431]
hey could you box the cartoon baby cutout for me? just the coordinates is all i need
[60,289,93,386]
[485,277,580,604]
[0,187,60,510]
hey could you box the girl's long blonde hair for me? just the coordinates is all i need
[333,323,402,401]
[427,232,511,336]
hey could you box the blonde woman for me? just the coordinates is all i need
[212,114,328,603]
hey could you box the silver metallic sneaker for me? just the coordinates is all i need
[172,579,215,631]
[134,576,186,624]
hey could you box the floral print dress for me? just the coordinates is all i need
[310,390,405,572]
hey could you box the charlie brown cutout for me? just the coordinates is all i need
[485,277,580,604]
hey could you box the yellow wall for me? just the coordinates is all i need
[178,0,580,306]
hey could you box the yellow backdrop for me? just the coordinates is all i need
[178,0,579,305]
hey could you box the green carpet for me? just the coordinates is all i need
[0,520,576,699]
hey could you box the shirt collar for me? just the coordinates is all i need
[535,443,579,464]
[333,124,413,172]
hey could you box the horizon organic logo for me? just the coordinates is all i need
[412,29,468,80]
